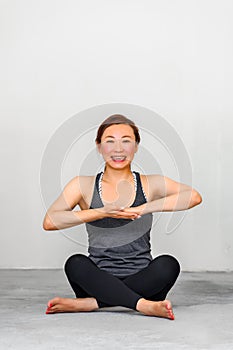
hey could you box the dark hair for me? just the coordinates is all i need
[95,114,140,144]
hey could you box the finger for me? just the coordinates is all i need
[113,214,139,220]
[113,211,137,217]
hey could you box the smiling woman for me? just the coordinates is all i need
[95,116,139,174]
[43,114,202,320]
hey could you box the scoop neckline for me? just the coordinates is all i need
[97,171,138,208]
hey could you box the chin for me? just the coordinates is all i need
[107,160,131,169]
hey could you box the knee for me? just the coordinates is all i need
[156,254,180,278]
[64,254,88,276]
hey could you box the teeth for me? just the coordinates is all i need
[112,156,126,160]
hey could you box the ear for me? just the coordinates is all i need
[96,142,102,154]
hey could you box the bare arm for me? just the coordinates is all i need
[42,176,100,230]
[123,175,202,216]
[43,176,140,231]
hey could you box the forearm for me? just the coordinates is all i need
[140,190,202,215]
[43,207,105,231]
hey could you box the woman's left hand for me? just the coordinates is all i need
[121,204,145,217]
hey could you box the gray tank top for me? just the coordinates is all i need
[85,171,153,277]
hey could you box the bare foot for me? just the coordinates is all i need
[136,298,175,320]
[45,297,99,314]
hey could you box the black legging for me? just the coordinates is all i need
[64,254,180,310]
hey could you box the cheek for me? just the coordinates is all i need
[126,145,137,154]
[99,144,113,154]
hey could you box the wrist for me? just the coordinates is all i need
[138,203,147,215]
[96,207,108,219]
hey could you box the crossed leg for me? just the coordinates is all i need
[46,254,180,320]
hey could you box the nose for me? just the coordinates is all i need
[114,140,124,151]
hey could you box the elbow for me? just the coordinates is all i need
[43,218,51,231]
[43,215,56,231]
[191,190,202,207]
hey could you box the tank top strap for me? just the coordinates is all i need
[132,171,147,206]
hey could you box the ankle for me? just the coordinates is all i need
[136,298,148,312]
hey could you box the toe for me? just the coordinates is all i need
[47,297,60,308]
[46,305,59,314]
[47,299,54,308]
[168,310,175,320]
[165,300,172,311]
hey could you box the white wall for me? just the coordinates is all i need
[0,0,232,270]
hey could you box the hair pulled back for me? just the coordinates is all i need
[95,114,140,144]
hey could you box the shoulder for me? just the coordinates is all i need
[62,174,100,209]
[138,173,164,184]
[72,174,99,189]
[139,173,194,198]
[137,173,161,201]
[63,174,99,197]
[138,173,168,201]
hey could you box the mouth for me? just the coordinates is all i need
[111,156,127,162]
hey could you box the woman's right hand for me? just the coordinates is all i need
[98,204,141,220]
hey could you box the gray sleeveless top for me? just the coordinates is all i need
[85,171,153,277]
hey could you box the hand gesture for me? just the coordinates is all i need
[100,203,141,220]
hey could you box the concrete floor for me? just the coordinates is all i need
[0,270,233,350]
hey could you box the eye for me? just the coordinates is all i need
[106,140,114,143]
[123,139,131,143]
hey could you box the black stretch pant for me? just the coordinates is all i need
[64,254,180,310]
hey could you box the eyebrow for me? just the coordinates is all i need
[104,135,133,139]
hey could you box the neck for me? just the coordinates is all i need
[102,166,133,183]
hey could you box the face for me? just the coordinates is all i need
[97,124,138,169]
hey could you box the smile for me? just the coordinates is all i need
[111,156,127,162]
